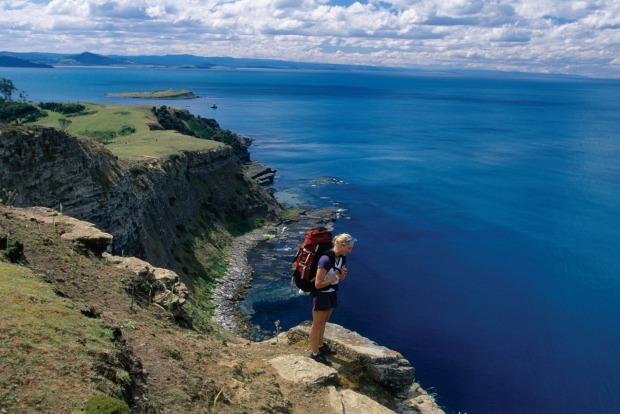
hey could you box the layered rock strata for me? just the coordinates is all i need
[288,322,416,394]
[263,322,445,414]
[0,124,281,269]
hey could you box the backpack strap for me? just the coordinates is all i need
[314,250,346,292]
[324,249,346,270]
[323,249,336,270]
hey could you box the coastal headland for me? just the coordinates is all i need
[0,100,443,413]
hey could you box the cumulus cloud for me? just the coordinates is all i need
[0,0,618,77]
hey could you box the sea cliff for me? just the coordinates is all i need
[0,123,281,270]
[0,121,444,413]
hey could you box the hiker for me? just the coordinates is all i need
[309,233,356,365]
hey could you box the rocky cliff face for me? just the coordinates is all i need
[0,123,281,271]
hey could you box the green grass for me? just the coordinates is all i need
[27,103,224,160]
[0,262,125,413]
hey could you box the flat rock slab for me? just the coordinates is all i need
[4,206,112,255]
[328,387,395,414]
[268,356,396,413]
[288,322,415,393]
[246,161,276,185]
[269,354,338,386]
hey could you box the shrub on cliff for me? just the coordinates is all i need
[40,102,86,115]
[187,117,251,162]
[151,105,194,135]
[84,395,130,414]
[79,128,118,144]
[0,100,48,123]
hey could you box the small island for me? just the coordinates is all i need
[105,89,198,99]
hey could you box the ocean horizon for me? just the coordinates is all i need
[3,66,620,413]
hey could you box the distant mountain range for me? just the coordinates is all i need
[1,51,586,80]
[0,51,391,72]
[0,54,53,68]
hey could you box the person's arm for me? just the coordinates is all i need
[314,266,340,289]
[338,265,348,281]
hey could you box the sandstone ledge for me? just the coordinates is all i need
[264,322,445,414]
[288,321,415,393]
[5,206,112,256]
[246,161,276,186]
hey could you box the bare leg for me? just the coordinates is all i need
[318,308,334,347]
[310,310,331,354]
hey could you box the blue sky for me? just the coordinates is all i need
[1,0,619,78]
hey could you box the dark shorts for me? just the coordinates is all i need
[311,291,337,311]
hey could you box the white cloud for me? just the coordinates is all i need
[0,0,618,77]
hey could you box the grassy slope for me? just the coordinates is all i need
[0,261,125,413]
[0,209,323,414]
[28,103,223,161]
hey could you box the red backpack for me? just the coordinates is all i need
[291,227,333,292]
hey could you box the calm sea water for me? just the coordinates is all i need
[4,67,620,413]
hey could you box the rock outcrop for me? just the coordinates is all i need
[2,206,189,317]
[6,205,113,256]
[246,161,276,185]
[268,355,396,413]
[263,322,445,414]
[269,354,339,386]
[105,254,190,319]
[288,322,416,393]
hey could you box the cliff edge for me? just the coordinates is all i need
[0,205,443,413]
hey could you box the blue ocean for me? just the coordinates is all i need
[4,67,620,413]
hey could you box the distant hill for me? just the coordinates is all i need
[106,54,381,71]
[56,52,130,66]
[0,55,52,68]
[0,51,129,67]
[0,51,61,65]
[113,54,217,67]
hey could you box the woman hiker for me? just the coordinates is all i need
[309,233,356,365]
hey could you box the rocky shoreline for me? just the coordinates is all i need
[211,227,270,336]
[212,206,341,338]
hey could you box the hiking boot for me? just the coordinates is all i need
[319,343,337,355]
[310,352,333,366]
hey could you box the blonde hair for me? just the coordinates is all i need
[333,233,354,247]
